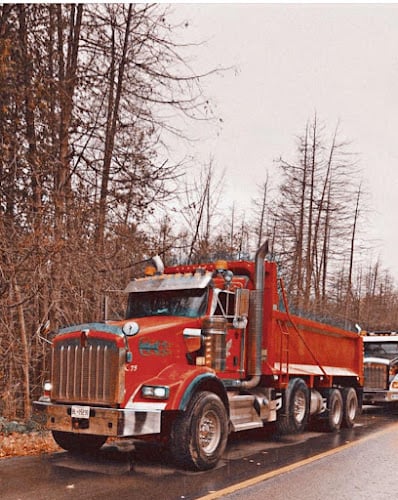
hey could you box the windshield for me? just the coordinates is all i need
[364,341,398,360]
[126,288,208,319]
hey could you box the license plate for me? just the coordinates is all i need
[71,405,90,419]
[392,394,398,400]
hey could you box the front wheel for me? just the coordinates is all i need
[170,391,228,471]
[52,431,107,453]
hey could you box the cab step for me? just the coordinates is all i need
[228,394,263,432]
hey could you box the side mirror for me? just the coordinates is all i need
[36,320,52,344]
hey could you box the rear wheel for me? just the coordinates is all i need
[52,431,107,453]
[277,378,309,435]
[342,387,358,428]
[170,391,228,471]
[325,388,343,432]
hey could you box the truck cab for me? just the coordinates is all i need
[363,331,398,404]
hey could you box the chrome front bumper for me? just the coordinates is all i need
[363,390,398,404]
[33,400,163,437]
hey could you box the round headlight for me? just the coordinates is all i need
[43,381,53,392]
[122,321,140,336]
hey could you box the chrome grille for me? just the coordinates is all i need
[364,362,388,390]
[51,338,124,405]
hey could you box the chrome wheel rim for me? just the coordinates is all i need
[294,390,307,423]
[331,397,343,425]
[347,393,357,421]
[198,410,221,455]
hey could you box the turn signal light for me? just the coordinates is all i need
[145,265,156,276]
[215,260,228,271]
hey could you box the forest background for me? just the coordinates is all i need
[1,3,397,421]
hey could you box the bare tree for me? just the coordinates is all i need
[271,115,364,318]
[0,3,218,418]
[177,160,224,263]
[252,173,270,248]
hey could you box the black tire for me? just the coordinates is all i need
[325,388,343,432]
[277,378,309,435]
[52,431,107,453]
[342,387,358,428]
[170,391,228,471]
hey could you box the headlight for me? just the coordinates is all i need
[39,380,53,401]
[43,381,53,392]
[122,321,140,336]
[142,385,170,399]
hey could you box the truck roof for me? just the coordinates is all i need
[363,333,398,342]
[164,260,256,277]
[124,271,213,293]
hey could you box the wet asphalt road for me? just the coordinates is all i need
[219,417,398,500]
[1,405,397,500]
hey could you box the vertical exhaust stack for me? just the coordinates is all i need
[242,240,269,389]
[152,255,165,274]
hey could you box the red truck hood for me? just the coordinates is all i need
[111,316,203,336]
[58,317,202,340]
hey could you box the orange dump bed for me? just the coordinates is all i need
[266,310,363,382]
[261,260,363,385]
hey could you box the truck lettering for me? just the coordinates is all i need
[139,340,170,357]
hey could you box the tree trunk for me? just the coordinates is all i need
[96,4,133,249]
[12,277,31,418]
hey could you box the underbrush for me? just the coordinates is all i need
[0,418,60,459]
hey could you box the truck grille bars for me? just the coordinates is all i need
[364,362,388,390]
[51,338,124,405]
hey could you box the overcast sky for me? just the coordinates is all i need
[168,3,398,279]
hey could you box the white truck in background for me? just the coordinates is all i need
[363,331,398,404]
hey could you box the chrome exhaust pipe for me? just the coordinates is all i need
[241,240,269,389]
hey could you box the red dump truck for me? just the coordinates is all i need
[34,241,363,470]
